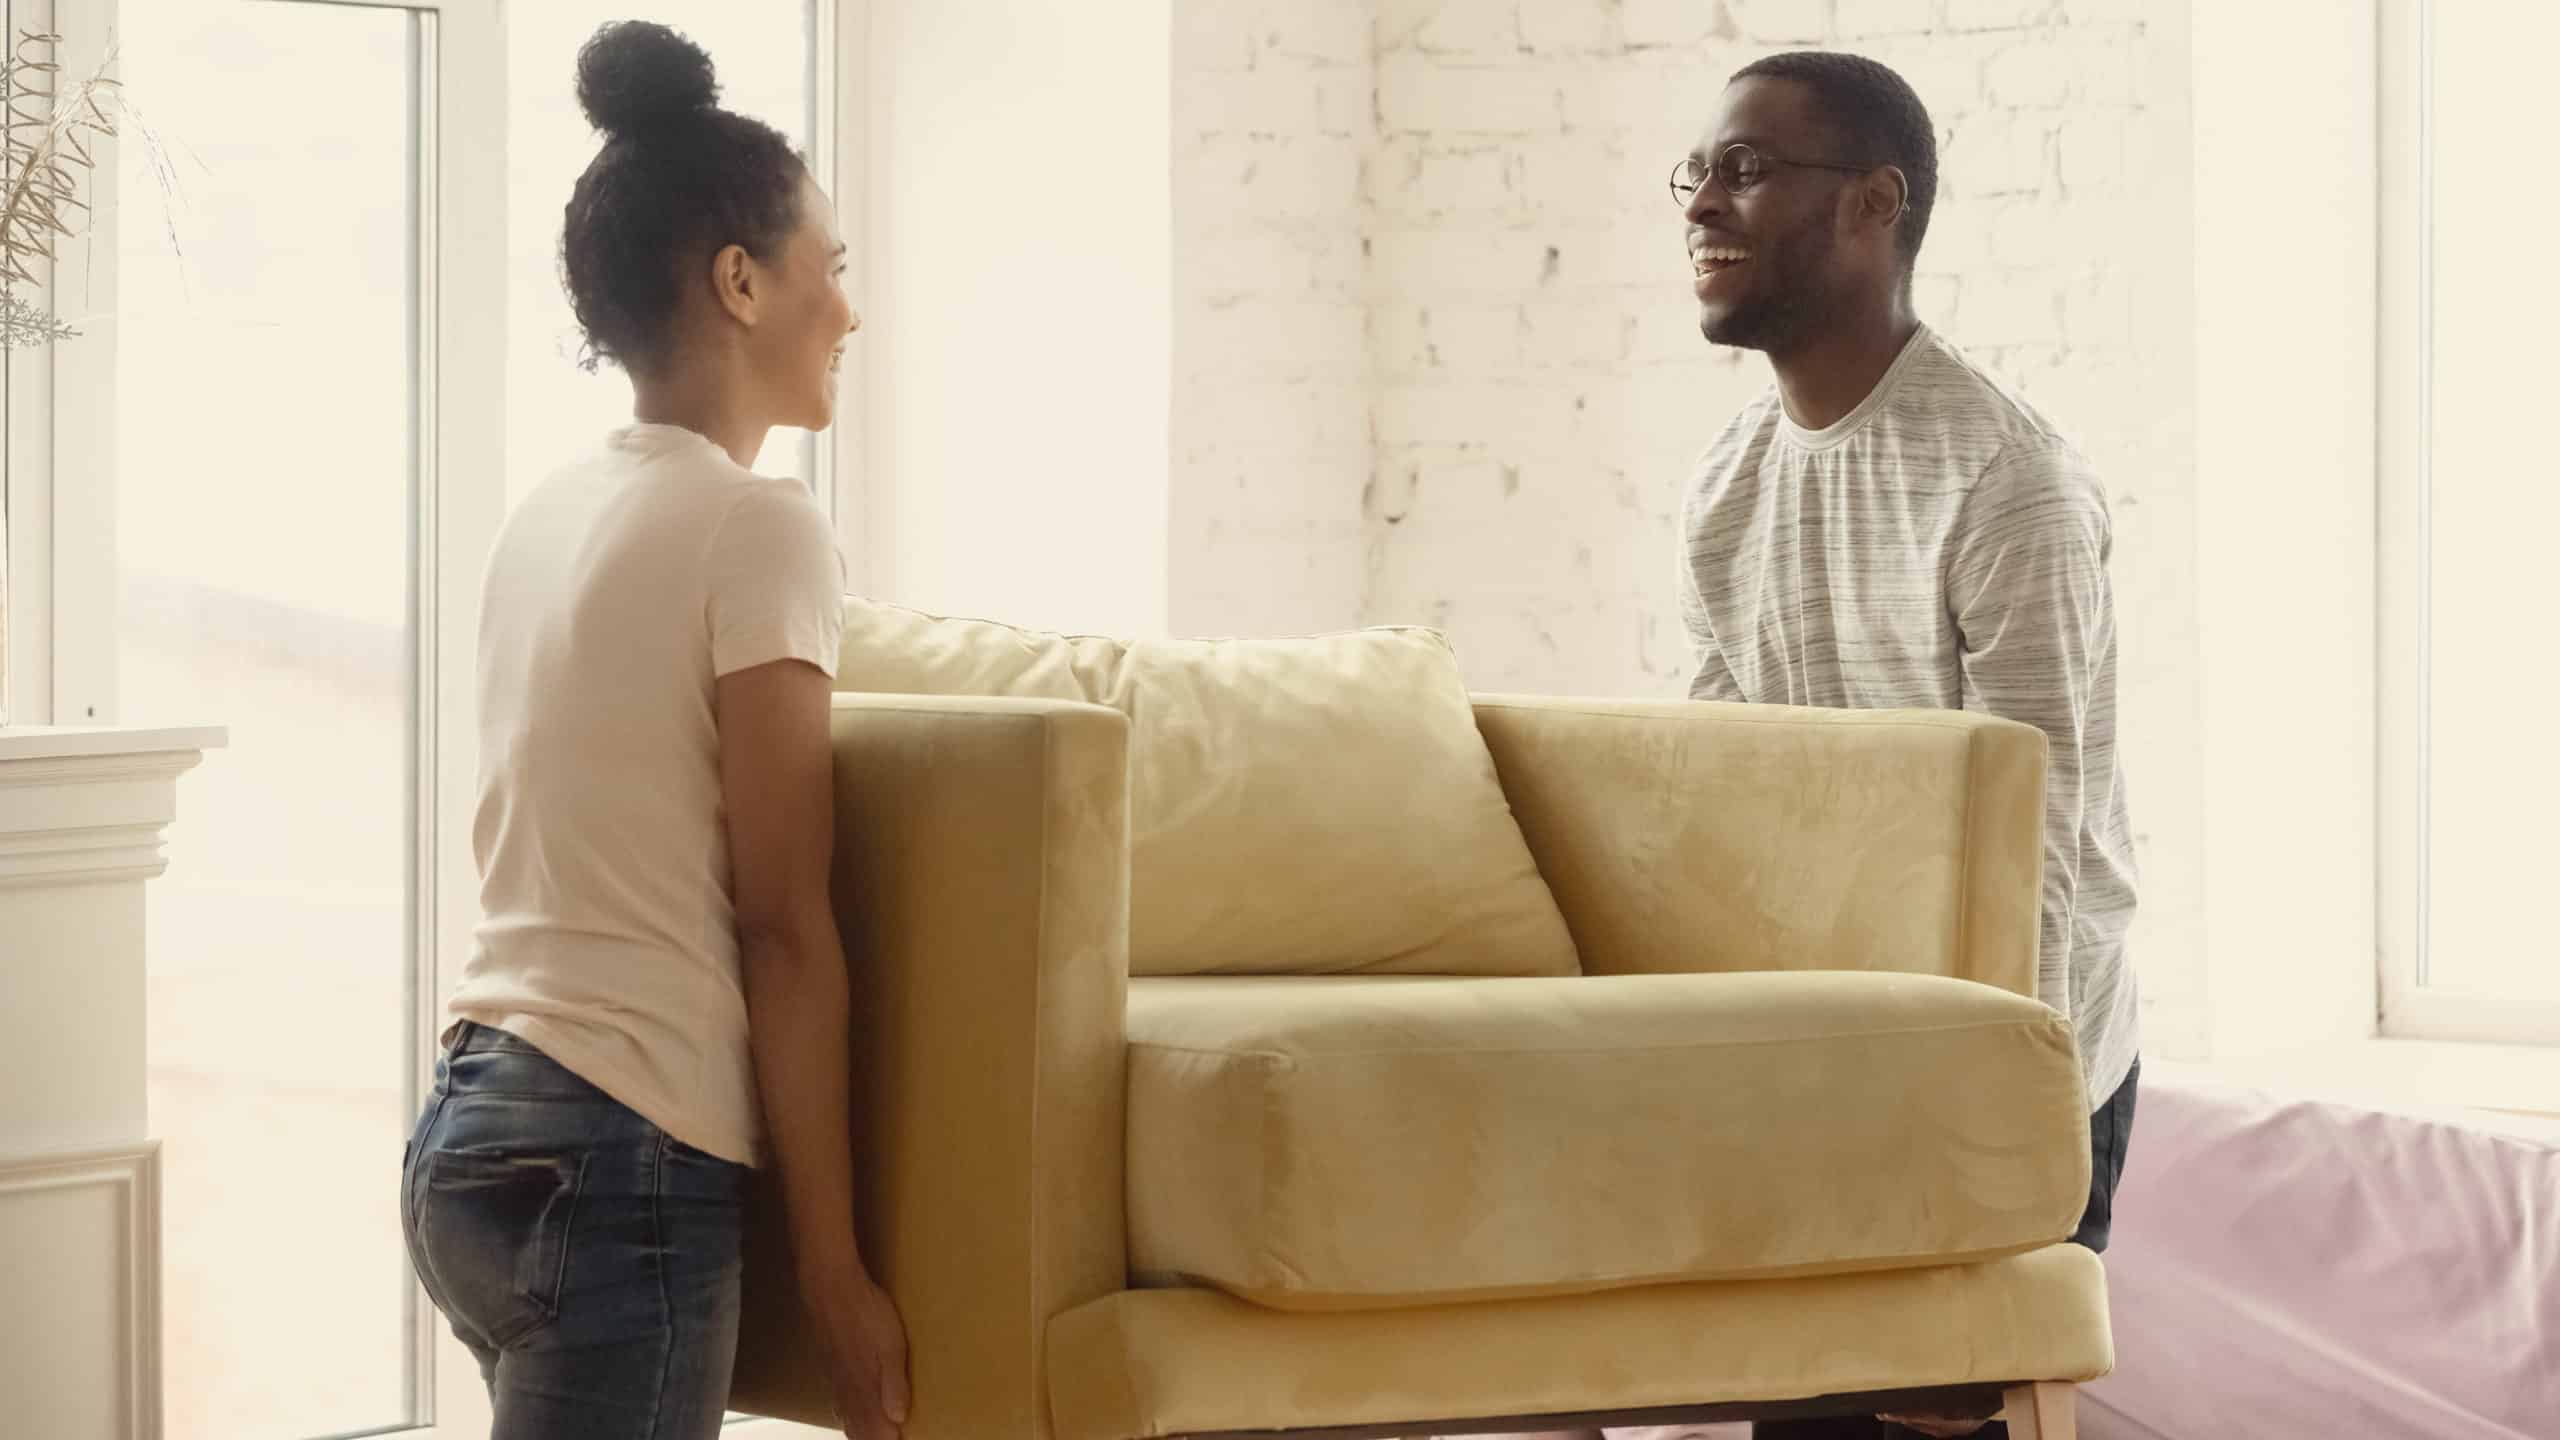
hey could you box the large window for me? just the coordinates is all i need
[2378,1,2560,1045]
[59,2,836,1436]
[111,2,495,1434]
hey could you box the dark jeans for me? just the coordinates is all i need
[1751,1058,2141,1440]
[403,1022,749,1440]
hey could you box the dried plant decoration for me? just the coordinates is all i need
[0,28,179,350]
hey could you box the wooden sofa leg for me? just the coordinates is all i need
[1999,1383,2076,1440]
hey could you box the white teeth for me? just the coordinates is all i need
[1693,247,1750,262]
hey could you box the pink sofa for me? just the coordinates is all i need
[2084,1072,2559,1439]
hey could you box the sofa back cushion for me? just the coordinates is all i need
[834,601,1579,978]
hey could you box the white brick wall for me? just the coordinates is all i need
[1167,1,2205,1056]
[1170,1,1374,638]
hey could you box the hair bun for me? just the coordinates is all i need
[575,21,719,136]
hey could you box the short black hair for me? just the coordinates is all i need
[1731,51,1937,269]
[562,21,807,376]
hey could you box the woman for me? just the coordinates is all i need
[400,22,906,1440]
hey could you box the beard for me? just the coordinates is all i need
[1700,209,1840,354]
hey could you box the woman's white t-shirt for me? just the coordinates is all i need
[448,422,845,1165]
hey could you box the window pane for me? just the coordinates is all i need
[2423,6,2560,999]
[506,4,818,504]
[115,4,421,1435]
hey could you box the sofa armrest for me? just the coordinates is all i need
[731,694,1132,1438]
[1471,696,2045,998]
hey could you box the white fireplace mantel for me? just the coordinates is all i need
[1,722,224,1440]
[0,724,229,760]
[0,726,228,895]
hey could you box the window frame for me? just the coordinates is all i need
[3,0,111,731]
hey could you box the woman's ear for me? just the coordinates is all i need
[710,242,758,327]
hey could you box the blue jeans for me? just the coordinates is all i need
[403,1022,748,1440]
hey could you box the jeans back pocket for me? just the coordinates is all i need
[416,1149,589,1348]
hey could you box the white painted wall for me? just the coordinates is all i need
[857,0,1173,636]
[1168,2,1375,638]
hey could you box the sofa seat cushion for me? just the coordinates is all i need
[833,602,1578,978]
[1124,971,2091,1310]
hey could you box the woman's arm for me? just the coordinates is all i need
[719,656,908,1440]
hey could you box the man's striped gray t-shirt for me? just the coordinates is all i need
[1678,325,2139,1107]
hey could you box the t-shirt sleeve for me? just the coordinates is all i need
[1677,533,1746,703]
[703,483,847,680]
[1946,443,2115,1020]
[1677,439,1751,703]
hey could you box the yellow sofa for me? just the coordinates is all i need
[730,613,2110,1440]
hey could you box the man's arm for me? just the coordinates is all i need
[1947,446,2116,1020]
[1677,512,1749,703]
[718,656,908,1440]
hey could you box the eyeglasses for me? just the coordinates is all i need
[1670,143,1875,205]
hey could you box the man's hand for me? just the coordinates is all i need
[1875,1414,1988,1438]
[816,1271,910,1440]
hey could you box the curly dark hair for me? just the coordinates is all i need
[1731,51,1938,270]
[561,21,807,376]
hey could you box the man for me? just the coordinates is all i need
[1674,52,2142,1440]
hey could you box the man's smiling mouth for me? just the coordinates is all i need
[1691,244,1752,277]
